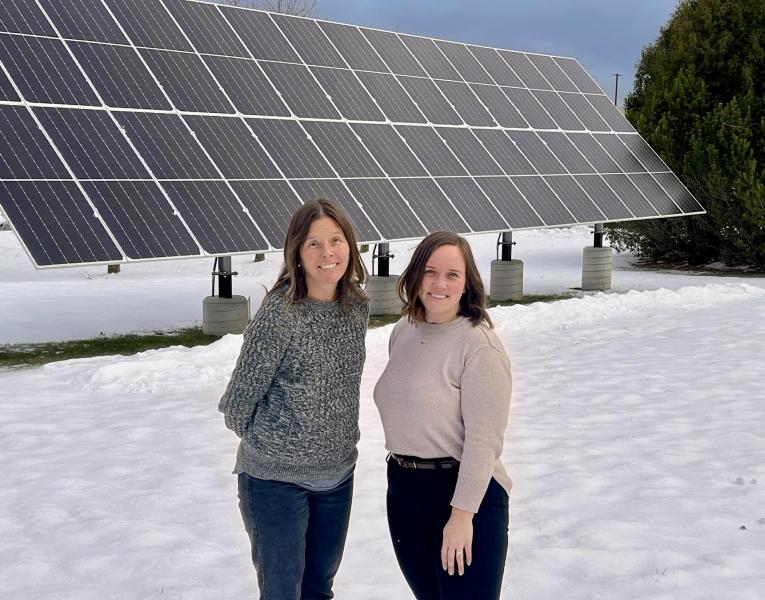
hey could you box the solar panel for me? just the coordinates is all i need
[0,0,704,268]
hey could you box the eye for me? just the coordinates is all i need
[424,269,435,275]
[332,237,344,245]
[448,272,459,278]
[307,240,318,248]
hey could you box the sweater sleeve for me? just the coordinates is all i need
[450,341,512,513]
[218,292,293,437]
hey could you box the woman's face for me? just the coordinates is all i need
[299,216,350,301]
[417,244,466,324]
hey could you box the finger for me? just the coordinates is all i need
[441,546,447,571]
[456,549,465,576]
[448,548,456,576]
[465,542,473,567]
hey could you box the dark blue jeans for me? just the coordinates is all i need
[386,459,509,600]
[237,472,354,600]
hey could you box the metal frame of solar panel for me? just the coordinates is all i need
[0,0,704,268]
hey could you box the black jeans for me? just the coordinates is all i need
[386,459,509,600]
[237,472,354,600]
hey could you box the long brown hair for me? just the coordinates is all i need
[397,231,492,327]
[271,198,367,307]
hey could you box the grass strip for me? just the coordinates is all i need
[2,293,573,368]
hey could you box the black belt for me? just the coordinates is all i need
[388,453,460,470]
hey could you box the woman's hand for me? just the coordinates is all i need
[441,507,474,576]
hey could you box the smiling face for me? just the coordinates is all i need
[417,244,466,324]
[299,216,350,301]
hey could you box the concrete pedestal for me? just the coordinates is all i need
[490,259,523,301]
[203,295,250,336]
[365,274,401,316]
[581,246,613,291]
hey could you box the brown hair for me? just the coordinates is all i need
[398,231,492,327]
[270,198,367,307]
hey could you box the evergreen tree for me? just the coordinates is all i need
[609,0,765,267]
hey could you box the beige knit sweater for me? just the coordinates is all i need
[374,316,512,513]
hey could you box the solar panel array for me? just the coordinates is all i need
[0,0,703,267]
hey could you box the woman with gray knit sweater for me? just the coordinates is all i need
[374,231,512,600]
[219,199,369,600]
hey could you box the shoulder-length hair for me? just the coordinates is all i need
[270,198,367,307]
[397,231,492,327]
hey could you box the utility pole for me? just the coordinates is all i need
[613,73,621,106]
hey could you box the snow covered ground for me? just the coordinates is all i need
[1,227,764,599]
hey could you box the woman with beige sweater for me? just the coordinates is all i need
[374,231,512,600]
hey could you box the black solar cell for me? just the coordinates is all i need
[511,176,576,225]
[474,177,544,229]
[39,0,128,44]
[434,80,495,127]
[499,51,552,90]
[437,177,509,232]
[107,0,193,52]
[140,48,234,114]
[259,62,340,119]
[222,6,300,63]
[0,0,56,36]
[526,54,578,92]
[393,177,469,232]
[161,180,268,253]
[302,121,385,178]
[545,175,606,222]
[82,180,198,258]
[399,35,461,81]
[554,57,603,94]
[231,179,302,247]
[203,56,290,117]
[183,115,281,179]
[350,123,428,177]
[434,128,504,176]
[310,67,385,122]
[271,13,346,68]
[0,180,122,264]
[318,21,389,73]
[394,126,467,177]
[114,112,218,179]
[163,0,249,57]
[469,46,524,87]
[0,106,70,179]
[0,35,99,106]
[435,41,494,85]
[397,76,462,125]
[354,71,426,124]
[34,107,150,179]
[70,41,171,110]
[247,118,334,179]
[361,29,427,78]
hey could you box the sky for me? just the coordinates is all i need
[311,0,680,106]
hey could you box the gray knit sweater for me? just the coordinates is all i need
[219,287,369,482]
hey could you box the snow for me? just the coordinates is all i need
[1,227,764,599]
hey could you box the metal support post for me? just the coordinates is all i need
[594,223,604,248]
[374,242,392,277]
[213,256,237,299]
[498,231,515,261]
